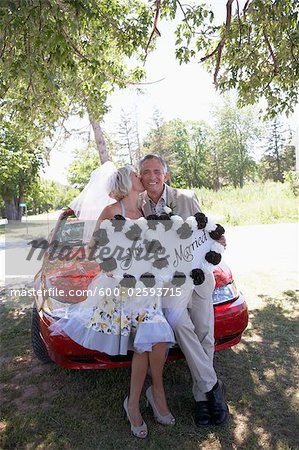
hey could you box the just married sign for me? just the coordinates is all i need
[92,213,225,288]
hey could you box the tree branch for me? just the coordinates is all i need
[262,28,279,75]
[236,0,242,46]
[0,36,7,59]
[264,73,276,91]
[144,0,161,64]
[24,30,36,95]
[243,0,252,17]
[59,25,90,60]
[200,0,234,85]
[127,77,165,86]
[214,0,234,84]
[200,46,218,63]
[107,72,165,86]
[39,0,42,32]
[0,14,17,59]
[177,0,194,34]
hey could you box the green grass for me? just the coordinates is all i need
[0,288,298,450]
[196,181,298,226]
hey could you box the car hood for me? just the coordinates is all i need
[42,253,100,302]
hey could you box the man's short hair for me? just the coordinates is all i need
[139,154,168,174]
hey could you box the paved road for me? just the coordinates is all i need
[224,222,298,275]
[1,213,62,287]
[224,223,298,303]
[0,210,62,226]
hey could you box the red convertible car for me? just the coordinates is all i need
[31,209,248,369]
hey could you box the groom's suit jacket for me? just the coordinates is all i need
[139,184,201,220]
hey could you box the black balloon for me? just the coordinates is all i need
[140,272,156,288]
[190,268,205,285]
[209,224,225,240]
[92,228,109,246]
[177,222,193,239]
[172,271,186,286]
[144,239,164,254]
[205,251,222,265]
[158,213,173,231]
[146,214,160,230]
[153,257,169,269]
[194,212,208,229]
[111,214,126,232]
[119,274,137,288]
[125,224,142,241]
[100,257,117,272]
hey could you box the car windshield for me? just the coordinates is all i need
[55,218,85,246]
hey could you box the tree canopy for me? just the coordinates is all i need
[0,0,153,218]
[142,105,260,190]
[0,0,298,220]
[1,0,297,125]
[212,100,260,188]
[0,120,46,219]
[67,147,100,189]
[259,118,295,181]
[162,0,299,117]
[143,117,212,188]
[0,0,153,128]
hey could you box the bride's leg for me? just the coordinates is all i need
[128,351,148,426]
[148,343,170,416]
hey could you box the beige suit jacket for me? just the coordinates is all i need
[139,185,201,220]
[140,185,216,399]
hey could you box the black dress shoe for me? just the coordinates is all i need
[195,401,211,426]
[206,381,229,425]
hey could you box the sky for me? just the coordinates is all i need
[43,1,299,185]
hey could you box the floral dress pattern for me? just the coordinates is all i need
[50,273,175,355]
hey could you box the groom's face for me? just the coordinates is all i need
[140,159,169,198]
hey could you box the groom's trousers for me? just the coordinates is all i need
[172,271,217,401]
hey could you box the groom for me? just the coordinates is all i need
[138,154,229,426]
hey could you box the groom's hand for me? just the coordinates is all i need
[217,235,227,248]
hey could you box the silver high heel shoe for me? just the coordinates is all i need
[145,386,176,426]
[123,397,148,439]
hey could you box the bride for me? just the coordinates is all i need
[51,161,176,438]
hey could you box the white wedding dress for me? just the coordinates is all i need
[50,201,176,355]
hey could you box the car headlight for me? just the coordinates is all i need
[35,277,88,318]
[212,281,239,305]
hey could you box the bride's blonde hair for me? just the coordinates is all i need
[109,166,134,201]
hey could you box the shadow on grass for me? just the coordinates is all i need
[0,290,298,449]
[214,290,299,449]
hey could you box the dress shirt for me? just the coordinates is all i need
[146,185,169,215]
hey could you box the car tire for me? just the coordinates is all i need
[31,305,52,363]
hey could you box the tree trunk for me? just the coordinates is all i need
[275,147,283,182]
[213,153,221,190]
[240,172,244,188]
[273,124,283,182]
[4,194,22,222]
[89,119,110,164]
[135,120,141,165]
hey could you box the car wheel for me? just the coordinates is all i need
[31,305,52,363]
